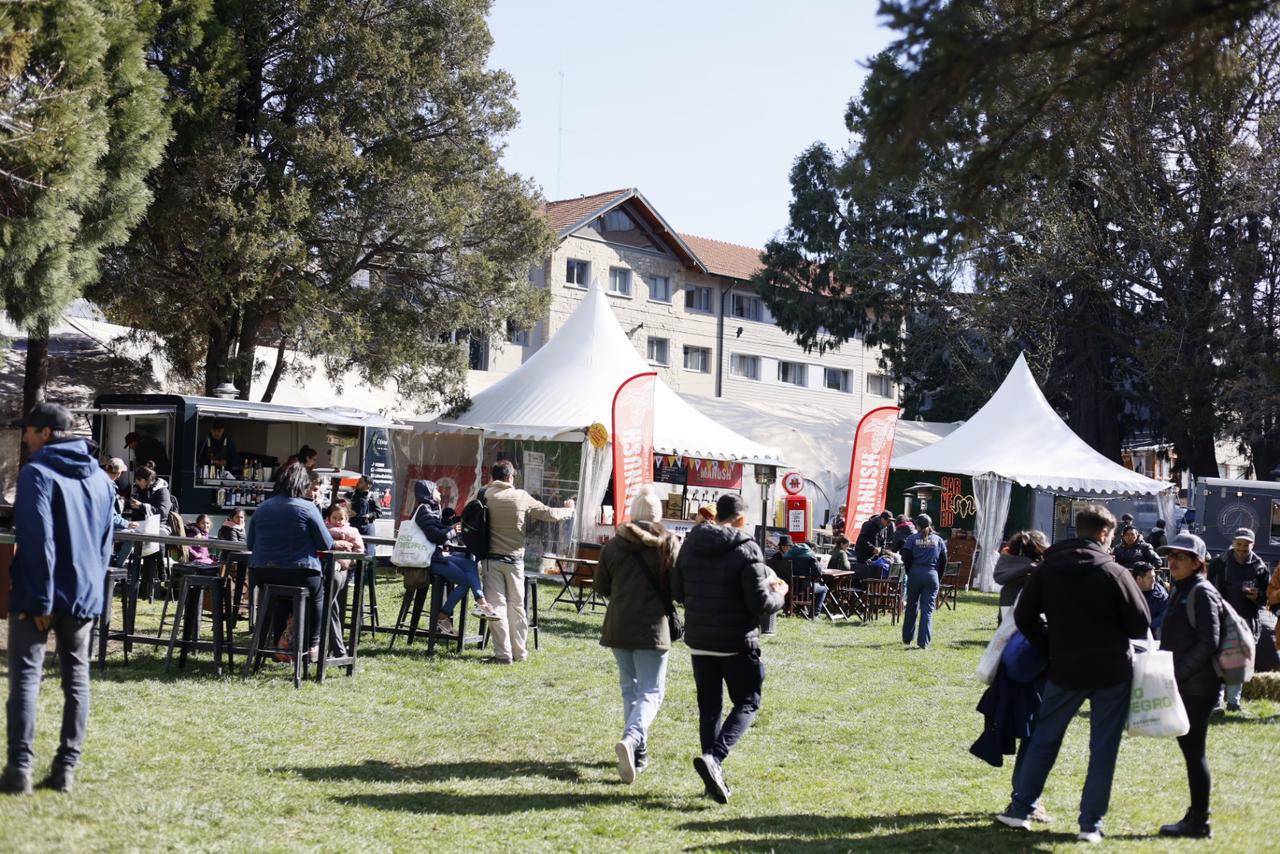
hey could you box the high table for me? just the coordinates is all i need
[544,554,602,613]
[112,531,249,661]
[314,549,371,681]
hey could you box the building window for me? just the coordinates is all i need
[566,258,589,287]
[647,337,670,366]
[866,372,892,397]
[683,345,711,373]
[730,354,760,380]
[649,275,672,303]
[685,285,713,313]
[507,320,529,347]
[778,361,807,386]
[824,368,851,392]
[731,293,765,322]
[608,267,632,297]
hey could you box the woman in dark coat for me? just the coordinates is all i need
[1157,533,1222,839]
[595,486,677,785]
[993,530,1048,621]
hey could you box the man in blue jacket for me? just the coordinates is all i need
[2,403,115,796]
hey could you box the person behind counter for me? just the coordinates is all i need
[246,463,335,661]
[296,445,319,470]
[197,419,237,471]
[124,432,170,476]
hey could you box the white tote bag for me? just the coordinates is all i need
[138,514,162,557]
[391,508,436,568]
[976,611,1020,685]
[1127,638,1190,738]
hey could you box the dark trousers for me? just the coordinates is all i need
[1176,691,1218,812]
[250,566,324,650]
[691,649,765,763]
[6,615,93,773]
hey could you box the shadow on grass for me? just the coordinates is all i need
[290,758,614,785]
[676,812,1149,852]
[1209,713,1280,726]
[948,639,991,648]
[333,789,683,814]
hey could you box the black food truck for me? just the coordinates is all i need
[1190,476,1280,565]
[85,393,402,529]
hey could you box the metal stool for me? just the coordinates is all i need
[165,572,234,676]
[243,584,309,688]
[95,567,128,672]
[157,563,219,639]
[389,585,430,649]
[426,573,478,657]
[362,564,380,636]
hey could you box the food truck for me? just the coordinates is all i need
[86,393,403,525]
[1190,477,1280,564]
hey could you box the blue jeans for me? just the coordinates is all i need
[903,569,939,648]
[612,648,669,746]
[6,614,94,773]
[1007,679,1131,833]
[432,554,483,615]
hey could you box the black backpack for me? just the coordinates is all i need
[460,492,490,558]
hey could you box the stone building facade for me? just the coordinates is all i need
[478,188,897,416]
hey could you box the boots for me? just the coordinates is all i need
[1160,808,1212,839]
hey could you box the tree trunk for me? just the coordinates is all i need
[261,337,288,402]
[231,306,263,400]
[21,323,49,416]
[205,322,228,396]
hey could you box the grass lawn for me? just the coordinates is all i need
[0,578,1276,852]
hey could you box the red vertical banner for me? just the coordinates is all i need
[611,372,657,527]
[842,406,901,538]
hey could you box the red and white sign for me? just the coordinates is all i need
[842,406,900,538]
[688,459,743,489]
[402,463,478,517]
[611,372,657,526]
[781,471,805,495]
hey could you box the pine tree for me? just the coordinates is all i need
[0,0,169,412]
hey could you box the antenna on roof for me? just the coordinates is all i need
[556,70,565,197]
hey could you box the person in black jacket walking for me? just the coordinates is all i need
[997,505,1150,843]
[1157,533,1221,839]
[672,494,786,804]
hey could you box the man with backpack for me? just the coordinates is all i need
[1208,528,1269,712]
[474,461,574,664]
[996,505,1150,843]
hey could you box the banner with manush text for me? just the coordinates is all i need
[842,406,901,538]
[611,372,657,526]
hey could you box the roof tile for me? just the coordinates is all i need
[678,233,764,281]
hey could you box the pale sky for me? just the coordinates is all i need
[486,1,894,249]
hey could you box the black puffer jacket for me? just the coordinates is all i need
[1014,537,1150,690]
[1112,539,1160,569]
[672,523,784,653]
[132,477,172,521]
[597,522,675,651]
[1160,574,1222,698]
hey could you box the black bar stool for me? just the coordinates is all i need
[95,567,128,672]
[165,571,234,676]
[243,584,309,689]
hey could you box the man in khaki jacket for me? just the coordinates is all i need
[483,460,575,663]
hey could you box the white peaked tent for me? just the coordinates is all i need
[893,354,1176,592]
[432,280,781,541]
[442,280,782,463]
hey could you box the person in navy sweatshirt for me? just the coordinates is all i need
[2,403,115,796]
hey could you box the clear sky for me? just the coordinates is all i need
[486,1,894,249]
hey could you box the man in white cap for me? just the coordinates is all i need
[1207,527,1269,712]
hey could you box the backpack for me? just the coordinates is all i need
[1188,584,1256,685]
[460,492,490,559]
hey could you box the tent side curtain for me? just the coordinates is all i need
[392,428,484,520]
[972,474,1013,593]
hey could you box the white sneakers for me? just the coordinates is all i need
[615,738,637,784]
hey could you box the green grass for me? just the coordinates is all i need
[0,580,1277,852]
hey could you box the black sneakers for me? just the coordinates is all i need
[39,766,74,794]
[0,767,32,796]
[1160,809,1212,839]
[693,754,730,804]
[634,740,648,774]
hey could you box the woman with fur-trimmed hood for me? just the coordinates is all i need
[595,485,678,785]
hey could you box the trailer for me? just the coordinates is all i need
[83,394,404,528]
[1190,477,1280,564]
